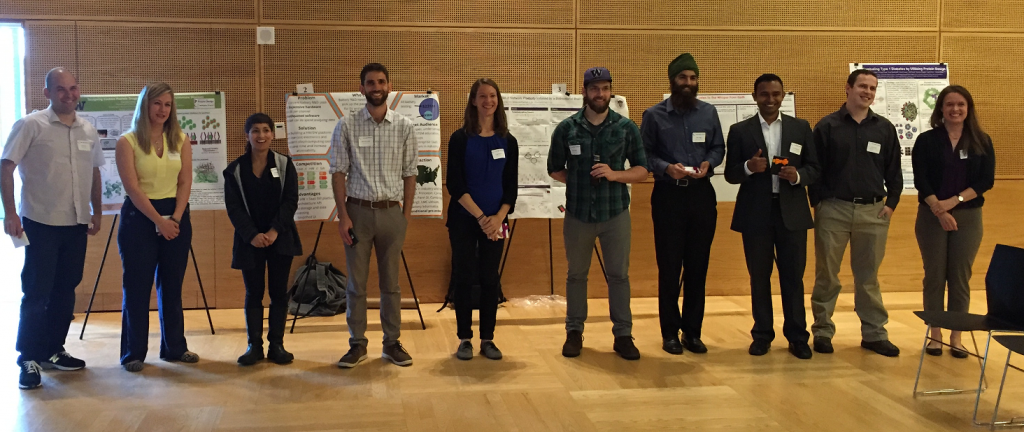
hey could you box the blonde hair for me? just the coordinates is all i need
[129,82,184,155]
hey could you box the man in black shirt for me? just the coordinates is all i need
[808,69,903,357]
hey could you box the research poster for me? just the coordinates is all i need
[285,91,442,221]
[76,92,228,214]
[852,63,950,193]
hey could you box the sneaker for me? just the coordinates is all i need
[813,337,834,354]
[123,360,144,373]
[179,351,200,363]
[338,345,368,368]
[861,340,900,357]
[613,336,640,360]
[267,344,294,365]
[562,330,583,358]
[456,341,473,361]
[480,341,502,360]
[382,341,413,366]
[41,351,86,371]
[237,345,265,366]
[19,361,42,389]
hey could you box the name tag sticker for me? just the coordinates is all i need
[77,140,92,151]
[692,132,707,143]
[358,136,372,147]
[866,142,881,154]
[790,143,802,155]
[491,148,506,159]
[569,145,581,156]
[270,167,280,178]
[960,150,968,159]
[168,152,181,161]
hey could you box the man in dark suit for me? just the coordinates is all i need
[724,74,820,359]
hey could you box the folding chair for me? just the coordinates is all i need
[989,335,1024,429]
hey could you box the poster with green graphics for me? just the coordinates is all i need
[76,92,228,213]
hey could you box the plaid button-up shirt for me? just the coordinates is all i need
[328,107,418,202]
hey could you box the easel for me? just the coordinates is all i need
[79,215,216,339]
[289,220,426,333]
[498,218,610,290]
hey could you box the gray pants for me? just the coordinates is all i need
[811,199,891,342]
[344,202,407,348]
[915,205,983,314]
[563,210,633,337]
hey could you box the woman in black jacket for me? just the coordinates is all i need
[224,113,303,365]
[446,78,518,360]
[911,85,995,358]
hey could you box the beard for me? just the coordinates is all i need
[584,94,609,114]
[365,90,388,107]
[670,82,699,111]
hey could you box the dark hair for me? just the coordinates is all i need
[462,78,509,137]
[360,63,389,85]
[847,69,878,86]
[930,85,988,156]
[243,112,275,153]
[753,74,784,92]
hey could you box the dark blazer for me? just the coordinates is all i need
[725,113,820,233]
[444,128,519,221]
[223,151,302,270]
[911,127,995,207]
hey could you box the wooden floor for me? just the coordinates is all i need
[1,292,1022,432]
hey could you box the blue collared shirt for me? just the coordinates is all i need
[640,98,725,181]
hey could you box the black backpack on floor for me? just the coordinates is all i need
[288,255,347,316]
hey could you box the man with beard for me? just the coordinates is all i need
[724,74,819,359]
[808,69,902,357]
[3,68,104,389]
[548,66,649,360]
[641,53,725,355]
[329,63,418,368]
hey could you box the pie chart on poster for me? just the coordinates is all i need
[419,98,440,121]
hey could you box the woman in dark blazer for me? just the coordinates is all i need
[224,113,303,365]
[912,85,995,358]
[445,78,518,361]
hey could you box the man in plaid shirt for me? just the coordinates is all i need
[548,66,649,360]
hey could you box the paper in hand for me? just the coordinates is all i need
[11,231,29,248]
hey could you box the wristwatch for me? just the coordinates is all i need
[956,194,964,203]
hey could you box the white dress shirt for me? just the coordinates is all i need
[328,107,418,202]
[744,112,797,192]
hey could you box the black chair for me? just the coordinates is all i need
[989,335,1024,429]
[912,244,1024,426]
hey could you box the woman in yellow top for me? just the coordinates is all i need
[115,82,198,372]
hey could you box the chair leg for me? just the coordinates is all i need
[988,351,1024,429]
[916,325,986,397]
[913,325,931,397]
[973,332,995,426]
[970,331,988,392]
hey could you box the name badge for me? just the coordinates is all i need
[789,143,802,155]
[168,152,181,161]
[358,136,373,147]
[692,132,707,143]
[959,150,968,159]
[569,145,581,156]
[77,139,93,151]
[156,215,172,233]
[866,142,881,154]
[491,148,505,159]
[270,167,280,178]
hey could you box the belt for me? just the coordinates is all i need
[772,193,780,199]
[346,197,400,209]
[659,177,709,187]
[837,196,884,205]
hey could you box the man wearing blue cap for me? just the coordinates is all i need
[641,53,725,355]
[548,66,649,360]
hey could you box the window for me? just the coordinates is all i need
[0,22,25,221]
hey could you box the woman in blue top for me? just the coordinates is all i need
[445,78,518,360]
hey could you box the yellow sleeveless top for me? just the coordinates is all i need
[123,131,184,200]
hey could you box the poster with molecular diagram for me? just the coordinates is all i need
[76,92,228,213]
[852,63,949,193]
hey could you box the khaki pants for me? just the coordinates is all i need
[915,205,983,314]
[810,199,891,342]
[344,203,407,348]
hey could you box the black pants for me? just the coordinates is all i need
[16,218,87,364]
[241,248,294,347]
[448,211,504,340]
[652,180,717,340]
[741,198,810,344]
[118,198,191,364]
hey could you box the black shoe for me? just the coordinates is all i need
[267,344,294,364]
[562,330,583,358]
[950,346,969,359]
[480,341,502,360]
[662,337,684,355]
[237,345,265,366]
[861,340,900,357]
[19,361,41,390]
[748,340,771,356]
[682,336,708,354]
[613,336,640,360]
[813,337,834,354]
[40,351,86,371]
[925,343,943,357]
[788,342,813,360]
[338,345,368,368]
[382,341,413,366]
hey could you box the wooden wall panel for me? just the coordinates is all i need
[0,1,256,22]
[261,0,574,27]
[578,0,939,30]
[942,0,1024,31]
[23,21,76,112]
[941,34,1024,177]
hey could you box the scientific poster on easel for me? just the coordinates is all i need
[660,93,797,202]
[851,63,949,193]
[504,93,630,219]
[284,91,442,221]
[76,92,228,213]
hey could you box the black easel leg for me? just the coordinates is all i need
[190,245,215,335]
[549,219,554,295]
[79,215,118,340]
[291,222,326,333]
[401,250,426,330]
[594,245,610,285]
[498,219,517,279]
